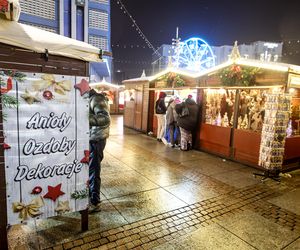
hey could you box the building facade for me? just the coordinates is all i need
[19,0,112,82]
[152,41,283,74]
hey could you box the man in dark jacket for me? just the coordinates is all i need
[155,92,167,142]
[175,95,199,151]
[89,89,110,212]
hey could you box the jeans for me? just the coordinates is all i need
[89,139,106,205]
[156,114,166,139]
[169,123,181,146]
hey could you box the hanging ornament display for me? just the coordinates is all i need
[216,112,222,126]
[286,120,293,137]
[223,112,229,127]
[43,183,65,202]
[31,186,43,195]
[240,114,249,129]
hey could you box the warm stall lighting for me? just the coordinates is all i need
[289,88,295,94]
[236,59,289,72]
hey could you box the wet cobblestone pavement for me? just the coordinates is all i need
[8,116,300,249]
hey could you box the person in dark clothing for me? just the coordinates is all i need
[166,97,181,147]
[89,89,110,212]
[155,92,167,142]
[175,95,199,151]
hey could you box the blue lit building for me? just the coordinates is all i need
[18,0,112,82]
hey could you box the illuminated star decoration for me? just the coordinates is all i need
[21,89,41,105]
[80,150,90,164]
[55,201,71,215]
[74,79,90,96]
[43,184,65,202]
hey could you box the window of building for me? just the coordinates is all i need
[19,21,57,33]
[90,0,109,4]
[19,0,56,20]
[89,35,108,51]
[89,9,109,31]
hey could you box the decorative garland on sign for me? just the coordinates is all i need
[219,65,260,87]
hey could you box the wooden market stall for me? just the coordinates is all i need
[0,17,105,248]
[195,58,300,171]
[90,80,124,114]
[123,56,300,172]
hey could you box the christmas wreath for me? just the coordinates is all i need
[157,73,185,87]
[219,65,260,87]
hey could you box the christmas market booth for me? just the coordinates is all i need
[123,56,300,172]
[90,80,125,114]
[195,58,300,172]
[0,11,104,248]
[123,68,199,133]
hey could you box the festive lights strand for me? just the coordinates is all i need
[116,0,161,57]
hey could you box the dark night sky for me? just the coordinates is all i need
[111,0,300,80]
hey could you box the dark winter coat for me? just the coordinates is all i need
[155,98,167,114]
[175,98,199,131]
[89,90,111,141]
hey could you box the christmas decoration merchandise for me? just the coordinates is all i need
[55,201,71,215]
[43,184,65,202]
[259,93,291,170]
[71,188,89,200]
[80,150,90,164]
[74,78,90,96]
[31,186,42,195]
[21,89,41,104]
[12,196,44,221]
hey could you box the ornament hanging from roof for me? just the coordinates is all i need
[173,37,215,72]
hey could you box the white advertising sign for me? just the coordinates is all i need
[1,71,89,225]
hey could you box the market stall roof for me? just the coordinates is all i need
[123,58,300,85]
[0,19,102,62]
[90,79,124,89]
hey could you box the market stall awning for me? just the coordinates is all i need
[0,19,102,62]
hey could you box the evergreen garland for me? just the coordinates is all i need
[0,71,21,120]
[219,65,260,87]
[71,188,89,200]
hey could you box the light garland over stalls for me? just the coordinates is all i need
[115,0,161,57]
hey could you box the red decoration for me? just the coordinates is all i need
[74,79,90,96]
[43,184,65,202]
[0,0,8,12]
[1,77,13,94]
[3,143,11,150]
[80,150,90,164]
[31,186,43,195]
[43,90,54,100]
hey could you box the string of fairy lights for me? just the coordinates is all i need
[115,0,161,57]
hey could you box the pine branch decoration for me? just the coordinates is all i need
[71,188,89,200]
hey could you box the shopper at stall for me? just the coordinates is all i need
[155,92,167,142]
[166,96,181,147]
[89,89,111,212]
[175,95,199,151]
